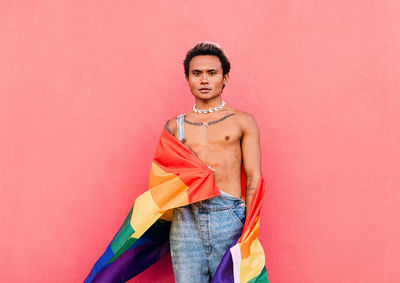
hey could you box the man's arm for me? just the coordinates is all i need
[164,117,177,136]
[240,112,262,216]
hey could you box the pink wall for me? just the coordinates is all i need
[1,1,399,282]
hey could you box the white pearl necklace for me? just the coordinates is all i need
[193,100,226,114]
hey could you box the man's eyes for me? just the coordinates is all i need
[192,71,217,76]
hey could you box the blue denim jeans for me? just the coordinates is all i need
[169,190,246,283]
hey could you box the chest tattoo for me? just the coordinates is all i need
[184,113,236,127]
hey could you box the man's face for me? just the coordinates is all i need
[186,55,228,100]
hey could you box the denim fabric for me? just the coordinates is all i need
[170,190,246,283]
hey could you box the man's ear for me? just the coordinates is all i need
[223,74,229,85]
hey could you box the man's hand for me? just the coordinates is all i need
[239,112,262,215]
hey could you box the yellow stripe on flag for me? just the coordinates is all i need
[239,238,266,282]
[130,190,162,239]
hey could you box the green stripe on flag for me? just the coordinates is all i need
[248,266,269,283]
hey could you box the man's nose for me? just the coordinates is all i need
[200,74,209,83]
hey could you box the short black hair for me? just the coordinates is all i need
[183,41,231,78]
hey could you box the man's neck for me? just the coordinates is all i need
[195,96,223,110]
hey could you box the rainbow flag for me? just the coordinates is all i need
[84,128,269,283]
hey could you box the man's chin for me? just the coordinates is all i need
[192,92,222,100]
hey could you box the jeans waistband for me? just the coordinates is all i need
[219,189,243,201]
[180,189,244,211]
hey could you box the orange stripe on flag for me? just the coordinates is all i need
[149,162,189,211]
[240,216,261,259]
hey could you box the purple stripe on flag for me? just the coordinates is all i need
[91,237,170,283]
[212,232,241,282]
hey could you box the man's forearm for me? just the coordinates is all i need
[245,174,260,215]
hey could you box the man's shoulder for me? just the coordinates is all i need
[230,108,257,123]
[164,114,181,135]
[230,108,259,132]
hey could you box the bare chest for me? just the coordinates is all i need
[181,117,243,157]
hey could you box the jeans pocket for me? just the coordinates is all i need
[229,204,246,228]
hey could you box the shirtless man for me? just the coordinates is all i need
[164,42,262,282]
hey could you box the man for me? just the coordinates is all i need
[84,41,267,283]
[164,42,262,282]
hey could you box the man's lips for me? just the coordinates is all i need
[199,87,211,91]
